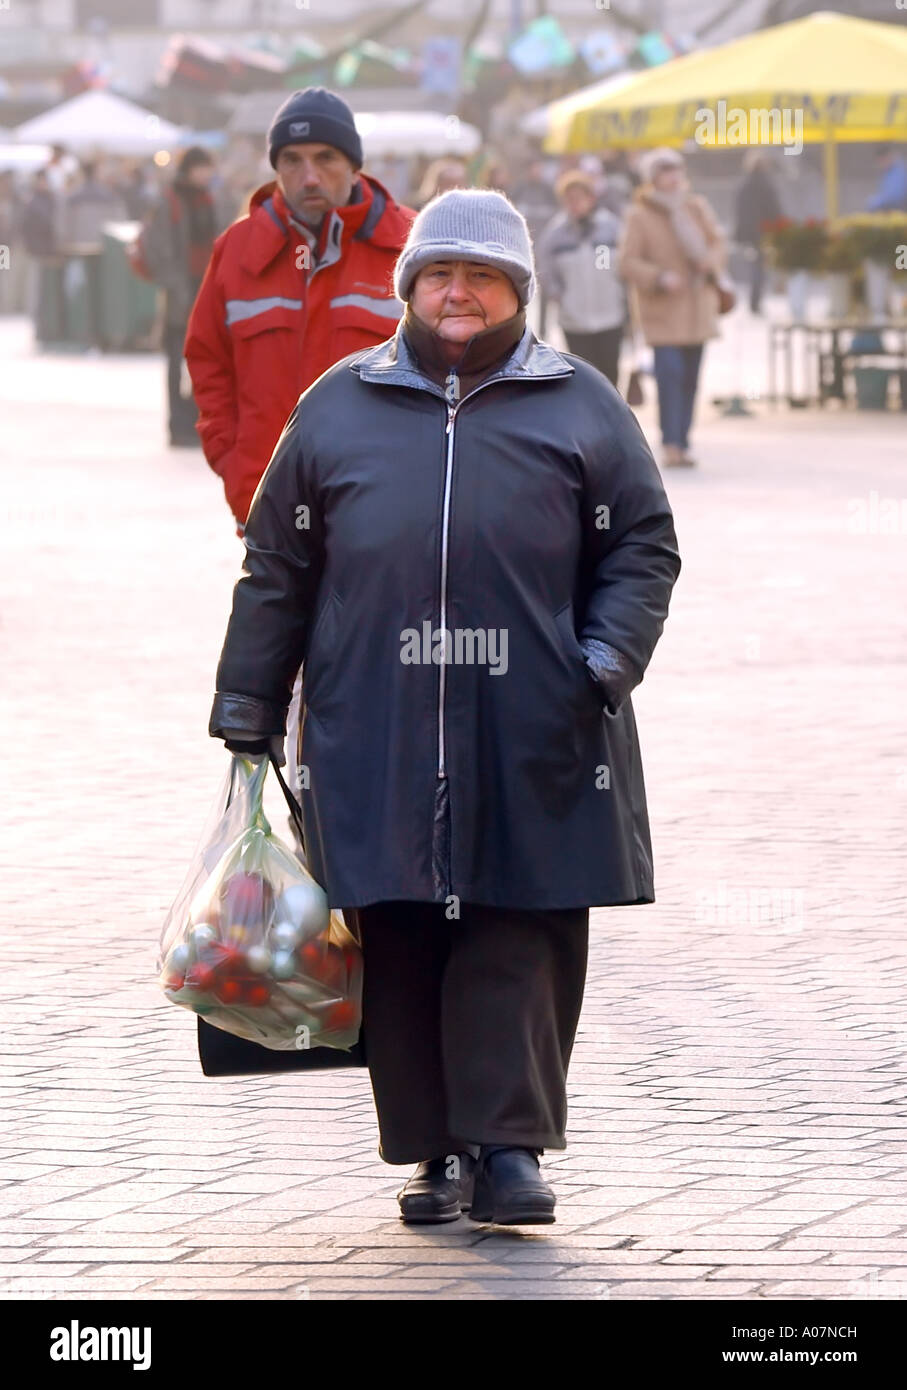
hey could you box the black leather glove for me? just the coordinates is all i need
[579,638,642,716]
[222,733,286,766]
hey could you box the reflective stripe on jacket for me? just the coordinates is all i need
[185,174,415,525]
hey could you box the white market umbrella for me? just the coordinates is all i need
[0,142,52,171]
[15,90,185,156]
[521,69,641,142]
[354,110,481,158]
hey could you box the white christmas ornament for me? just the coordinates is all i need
[271,948,298,979]
[168,943,192,972]
[190,922,218,949]
[246,944,272,974]
[274,881,330,938]
[270,920,302,951]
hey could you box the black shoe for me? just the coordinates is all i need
[468,1146,556,1225]
[397,1151,477,1224]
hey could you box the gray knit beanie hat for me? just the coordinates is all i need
[393,188,537,307]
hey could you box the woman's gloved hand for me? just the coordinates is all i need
[222,732,286,767]
[579,638,642,716]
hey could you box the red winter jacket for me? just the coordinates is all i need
[184,174,414,526]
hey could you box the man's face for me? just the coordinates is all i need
[410,261,519,344]
[274,143,358,224]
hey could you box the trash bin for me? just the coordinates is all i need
[850,331,890,411]
[33,259,67,346]
[61,253,97,347]
[854,366,891,410]
[100,221,159,350]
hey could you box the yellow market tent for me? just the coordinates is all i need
[542,11,907,214]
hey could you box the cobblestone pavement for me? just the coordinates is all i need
[1,317,905,1301]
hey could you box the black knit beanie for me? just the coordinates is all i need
[267,88,363,170]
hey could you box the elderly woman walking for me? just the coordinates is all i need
[209,189,681,1226]
[618,148,727,468]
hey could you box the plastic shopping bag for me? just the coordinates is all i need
[158,754,362,1052]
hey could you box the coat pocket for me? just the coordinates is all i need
[328,297,402,360]
[552,603,602,721]
[303,588,345,714]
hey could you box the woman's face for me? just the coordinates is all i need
[411,261,519,343]
[653,165,684,195]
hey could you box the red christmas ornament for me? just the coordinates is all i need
[241,980,271,1007]
[323,999,357,1030]
[185,963,217,993]
[220,871,273,927]
[214,977,244,1004]
[298,940,323,971]
[207,942,247,977]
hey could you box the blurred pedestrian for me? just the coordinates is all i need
[475,154,512,194]
[511,156,557,335]
[61,160,127,350]
[208,188,681,1225]
[21,170,64,348]
[734,151,783,314]
[618,147,726,468]
[538,169,625,388]
[866,144,907,212]
[414,157,467,209]
[511,157,557,244]
[119,160,158,222]
[600,151,636,219]
[44,144,76,197]
[0,171,26,315]
[139,146,218,447]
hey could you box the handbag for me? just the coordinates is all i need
[711,272,737,315]
[626,318,647,406]
[626,370,644,407]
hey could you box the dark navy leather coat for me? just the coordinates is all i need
[209,323,681,910]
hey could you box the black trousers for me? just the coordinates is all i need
[563,325,623,389]
[164,321,199,445]
[344,900,589,1165]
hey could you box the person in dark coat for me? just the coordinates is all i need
[21,170,64,347]
[139,147,218,446]
[207,189,681,1227]
[734,151,783,314]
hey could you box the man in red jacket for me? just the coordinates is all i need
[185,87,415,532]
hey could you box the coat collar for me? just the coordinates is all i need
[350,321,574,397]
[241,174,411,277]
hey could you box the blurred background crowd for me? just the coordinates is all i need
[0,0,905,427]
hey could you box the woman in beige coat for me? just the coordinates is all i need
[618,149,726,467]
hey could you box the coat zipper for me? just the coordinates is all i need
[437,372,459,778]
[436,363,535,779]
